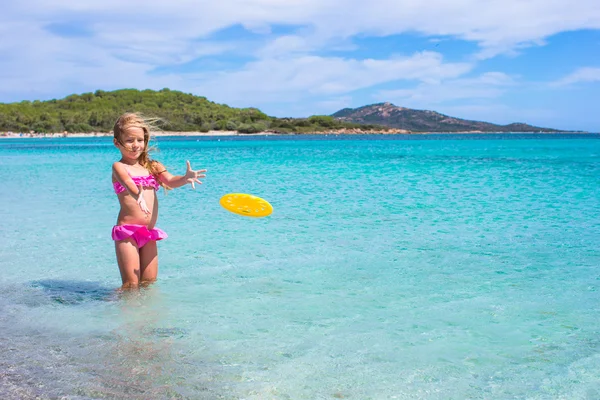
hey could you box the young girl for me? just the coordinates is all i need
[111,113,206,289]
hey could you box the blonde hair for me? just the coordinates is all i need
[113,113,169,189]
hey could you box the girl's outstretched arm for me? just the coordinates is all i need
[155,160,206,189]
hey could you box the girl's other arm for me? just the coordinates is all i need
[112,162,150,213]
[155,160,206,189]
[113,162,141,195]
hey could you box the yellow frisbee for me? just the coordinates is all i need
[219,193,273,217]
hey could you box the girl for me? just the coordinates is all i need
[111,113,206,288]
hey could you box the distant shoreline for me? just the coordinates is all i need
[0,131,264,139]
[0,130,588,139]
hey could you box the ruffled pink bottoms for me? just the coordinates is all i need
[112,224,168,248]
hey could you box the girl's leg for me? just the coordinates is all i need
[139,240,159,285]
[115,238,141,288]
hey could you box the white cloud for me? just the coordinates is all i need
[437,103,557,127]
[265,96,353,118]
[377,72,515,106]
[0,0,599,111]
[4,0,600,61]
[314,96,353,112]
[190,52,472,106]
[258,35,314,58]
[0,22,185,100]
[551,67,600,86]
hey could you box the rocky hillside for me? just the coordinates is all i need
[332,103,564,133]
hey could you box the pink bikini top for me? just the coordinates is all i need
[113,174,160,194]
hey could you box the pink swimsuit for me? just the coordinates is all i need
[112,224,167,248]
[113,174,160,194]
[112,172,167,248]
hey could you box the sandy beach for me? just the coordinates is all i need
[0,130,269,139]
[0,127,415,138]
[1,129,581,138]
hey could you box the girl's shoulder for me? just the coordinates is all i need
[113,162,150,176]
[112,161,126,173]
[112,161,135,173]
[150,160,167,174]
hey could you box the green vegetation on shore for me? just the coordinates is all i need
[0,89,387,134]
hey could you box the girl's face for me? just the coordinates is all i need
[115,126,146,161]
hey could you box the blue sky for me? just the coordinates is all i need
[1,1,599,131]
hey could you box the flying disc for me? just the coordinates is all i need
[219,193,273,217]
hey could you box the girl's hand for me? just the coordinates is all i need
[136,184,151,214]
[184,160,207,189]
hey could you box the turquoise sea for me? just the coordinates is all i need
[1,134,599,399]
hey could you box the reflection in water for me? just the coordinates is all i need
[80,286,226,399]
[86,286,188,399]
[30,279,117,305]
[2,283,223,399]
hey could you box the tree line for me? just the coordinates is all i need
[0,88,388,134]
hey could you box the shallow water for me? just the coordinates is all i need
[1,134,600,399]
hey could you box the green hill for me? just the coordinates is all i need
[1,91,575,134]
[0,89,387,134]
